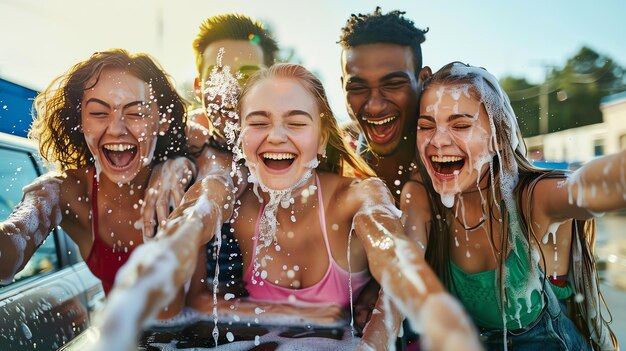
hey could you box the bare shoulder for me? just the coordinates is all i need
[53,170,92,222]
[400,179,431,214]
[60,169,90,195]
[521,172,569,221]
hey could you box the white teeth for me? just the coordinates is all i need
[262,152,296,160]
[366,116,396,125]
[103,144,136,152]
[431,155,463,163]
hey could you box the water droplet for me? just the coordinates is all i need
[574,293,584,303]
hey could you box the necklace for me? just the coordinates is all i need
[454,191,488,231]
[455,215,486,231]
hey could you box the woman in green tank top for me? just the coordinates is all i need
[401,62,624,350]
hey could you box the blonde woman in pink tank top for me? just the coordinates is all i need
[186,64,482,350]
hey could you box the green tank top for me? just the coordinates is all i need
[449,210,573,330]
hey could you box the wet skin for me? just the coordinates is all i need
[81,68,169,184]
[240,77,326,190]
[417,83,494,197]
[341,43,419,199]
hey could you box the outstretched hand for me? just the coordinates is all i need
[140,157,196,240]
[353,280,379,334]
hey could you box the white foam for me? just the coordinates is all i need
[439,193,454,208]
[1,174,63,283]
[245,161,318,281]
[541,220,565,245]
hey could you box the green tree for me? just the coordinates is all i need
[501,47,626,137]
[500,76,541,137]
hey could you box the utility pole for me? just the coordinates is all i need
[539,76,549,135]
[537,64,557,135]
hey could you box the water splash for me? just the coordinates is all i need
[246,159,319,283]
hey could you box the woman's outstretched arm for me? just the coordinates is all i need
[0,173,63,282]
[537,149,626,220]
[348,177,481,351]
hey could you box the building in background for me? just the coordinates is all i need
[525,91,626,165]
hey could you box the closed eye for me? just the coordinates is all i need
[248,122,268,127]
[345,85,368,93]
[383,80,409,89]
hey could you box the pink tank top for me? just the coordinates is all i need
[243,175,371,309]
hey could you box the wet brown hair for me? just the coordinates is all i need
[420,62,616,349]
[30,49,187,171]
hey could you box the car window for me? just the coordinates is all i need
[0,147,59,285]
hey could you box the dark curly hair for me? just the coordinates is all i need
[192,14,278,73]
[339,7,429,73]
[29,49,187,171]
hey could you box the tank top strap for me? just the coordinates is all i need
[315,174,333,260]
[250,201,266,253]
[91,167,100,242]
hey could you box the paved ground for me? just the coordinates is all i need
[600,282,625,345]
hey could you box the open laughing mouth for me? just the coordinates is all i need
[363,115,398,144]
[102,143,138,169]
[261,152,296,171]
[429,155,465,178]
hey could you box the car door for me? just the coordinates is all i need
[0,134,104,350]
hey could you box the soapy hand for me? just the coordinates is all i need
[140,157,196,240]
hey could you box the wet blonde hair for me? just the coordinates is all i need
[238,63,375,178]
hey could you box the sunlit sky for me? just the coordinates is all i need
[1,0,625,122]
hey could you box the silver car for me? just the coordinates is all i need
[0,132,105,350]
